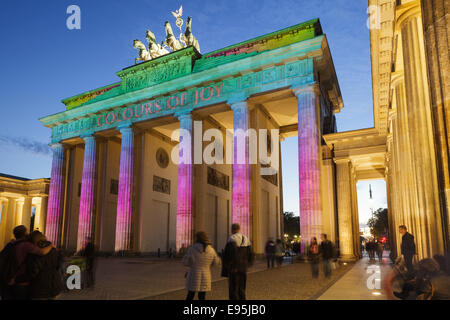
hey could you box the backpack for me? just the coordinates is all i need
[236,236,254,270]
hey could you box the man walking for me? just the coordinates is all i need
[399,225,416,275]
[222,223,254,300]
[319,233,333,278]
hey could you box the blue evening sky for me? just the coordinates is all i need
[0,0,386,224]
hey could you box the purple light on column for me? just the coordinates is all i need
[231,101,251,239]
[77,136,96,251]
[176,112,193,251]
[115,126,134,252]
[46,143,64,246]
[294,84,322,255]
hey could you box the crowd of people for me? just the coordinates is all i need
[364,238,385,262]
[1,223,449,300]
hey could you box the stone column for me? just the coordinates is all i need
[421,0,450,250]
[335,159,355,261]
[293,84,322,254]
[230,101,252,239]
[46,143,65,246]
[15,200,24,227]
[77,135,97,251]
[3,198,16,244]
[0,199,7,247]
[176,112,194,251]
[21,197,32,230]
[399,4,445,257]
[39,197,48,234]
[350,167,360,258]
[114,126,134,252]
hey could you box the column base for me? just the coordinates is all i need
[339,254,358,262]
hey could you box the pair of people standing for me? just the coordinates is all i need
[0,225,63,300]
[264,238,284,268]
[183,223,254,300]
[308,234,334,278]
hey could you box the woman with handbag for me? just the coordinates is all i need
[182,231,221,300]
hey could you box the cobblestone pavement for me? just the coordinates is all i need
[148,262,351,300]
[58,256,351,300]
[58,256,292,300]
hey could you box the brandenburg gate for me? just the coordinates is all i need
[39,17,345,255]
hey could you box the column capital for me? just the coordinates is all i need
[49,142,64,151]
[174,109,193,121]
[397,1,421,29]
[229,100,248,111]
[117,124,133,134]
[291,83,319,97]
[81,134,96,143]
[227,92,249,105]
[334,157,350,165]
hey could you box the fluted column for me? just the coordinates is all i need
[335,159,355,261]
[293,84,322,254]
[230,101,252,239]
[46,143,65,246]
[399,4,444,257]
[176,112,194,251]
[21,197,32,229]
[421,0,450,250]
[115,126,134,252]
[77,135,97,251]
[38,197,48,234]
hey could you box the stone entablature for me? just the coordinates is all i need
[0,174,49,197]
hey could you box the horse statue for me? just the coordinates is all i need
[184,16,200,52]
[146,30,169,59]
[164,21,184,51]
[133,39,151,64]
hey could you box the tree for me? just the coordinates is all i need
[283,211,300,236]
[367,208,389,238]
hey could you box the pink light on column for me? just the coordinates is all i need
[231,101,252,239]
[77,135,96,251]
[294,84,322,255]
[176,112,193,251]
[114,126,134,252]
[46,143,64,246]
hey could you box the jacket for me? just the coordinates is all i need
[183,243,221,292]
[401,233,416,256]
[223,233,254,274]
[27,248,64,299]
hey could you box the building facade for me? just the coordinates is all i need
[0,174,49,248]
[322,0,449,261]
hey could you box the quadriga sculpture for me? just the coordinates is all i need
[184,17,200,52]
[133,39,151,64]
[164,21,184,51]
[146,30,169,59]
